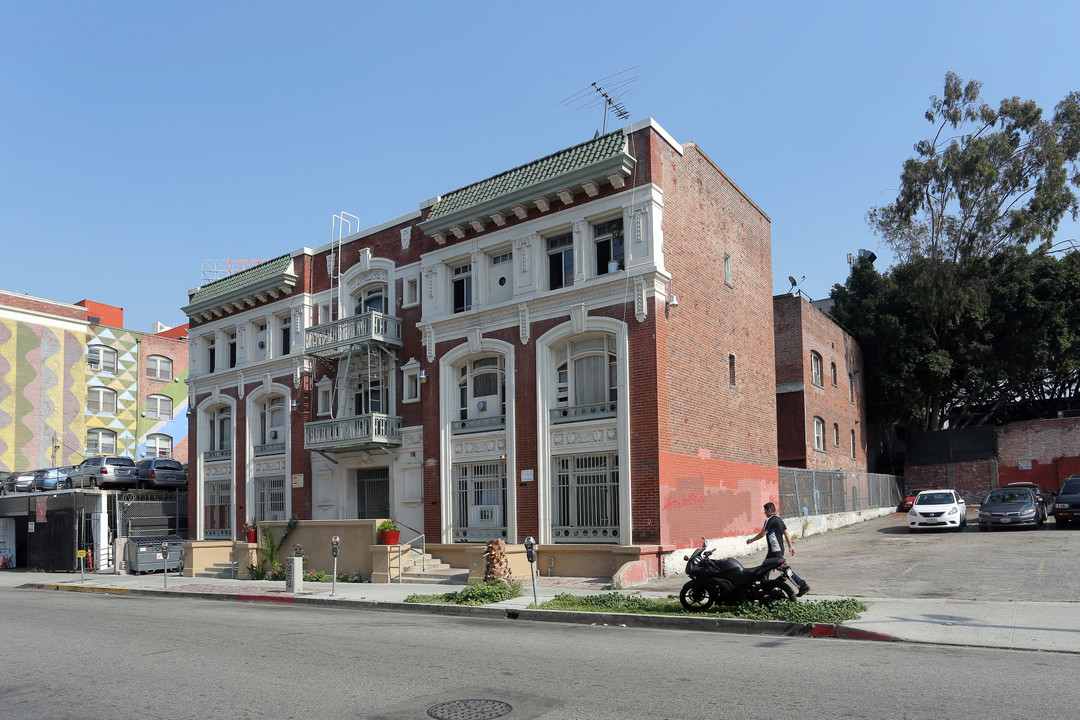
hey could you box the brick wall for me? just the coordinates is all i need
[647,132,779,547]
[996,417,1080,492]
[773,295,867,472]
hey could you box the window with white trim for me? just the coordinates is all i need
[488,251,513,304]
[456,356,505,428]
[354,284,388,315]
[88,345,117,373]
[555,335,617,412]
[146,394,173,420]
[87,428,117,455]
[403,367,420,403]
[353,378,382,415]
[317,377,334,416]
[547,233,573,290]
[145,434,173,458]
[210,406,231,452]
[452,263,473,313]
[724,253,733,286]
[254,475,287,522]
[811,351,823,387]
[147,355,173,381]
[87,386,117,415]
[278,315,291,356]
[813,416,825,452]
[594,218,623,275]
[228,331,238,368]
[403,275,420,307]
[259,396,286,444]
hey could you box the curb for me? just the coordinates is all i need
[18,581,903,642]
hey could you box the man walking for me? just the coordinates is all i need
[746,502,810,597]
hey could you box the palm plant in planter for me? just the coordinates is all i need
[376,519,400,545]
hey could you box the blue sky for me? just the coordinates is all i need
[3,2,1078,333]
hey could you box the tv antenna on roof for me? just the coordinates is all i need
[559,67,637,134]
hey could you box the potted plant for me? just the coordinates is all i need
[241,522,256,543]
[376,519,400,545]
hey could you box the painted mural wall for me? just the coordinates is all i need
[85,325,140,459]
[0,316,87,471]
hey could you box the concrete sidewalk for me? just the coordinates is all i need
[2,569,1077,653]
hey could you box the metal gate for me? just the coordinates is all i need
[114,491,189,539]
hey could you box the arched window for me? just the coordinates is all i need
[833,422,840,447]
[146,394,173,420]
[831,362,838,387]
[454,356,505,432]
[259,396,286,444]
[87,428,117,455]
[88,345,117,373]
[556,336,617,408]
[810,352,823,387]
[210,406,232,452]
[145,434,173,458]
[147,355,173,381]
[813,417,825,451]
[354,284,388,315]
[87,386,117,414]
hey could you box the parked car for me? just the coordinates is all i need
[135,458,188,490]
[68,456,138,489]
[1004,482,1054,517]
[31,467,77,492]
[1053,475,1080,527]
[2,470,36,493]
[978,487,1042,531]
[899,488,934,512]
[908,489,967,532]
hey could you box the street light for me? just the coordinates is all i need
[330,536,340,597]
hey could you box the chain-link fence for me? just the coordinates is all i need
[113,491,189,539]
[778,468,903,518]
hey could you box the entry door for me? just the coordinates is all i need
[356,468,390,519]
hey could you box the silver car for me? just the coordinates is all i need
[978,488,1043,530]
[68,456,138,489]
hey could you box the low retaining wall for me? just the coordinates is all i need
[659,506,897,578]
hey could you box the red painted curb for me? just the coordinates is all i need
[810,624,837,637]
[235,594,295,604]
[835,626,900,642]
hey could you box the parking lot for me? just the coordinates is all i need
[643,511,1080,602]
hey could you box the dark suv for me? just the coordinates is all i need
[68,456,138,489]
[1053,476,1080,527]
[135,458,188,490]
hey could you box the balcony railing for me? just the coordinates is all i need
[549,400,618,424]
[253,442,286,457]
[304,413,402,451]
[203,449,232,462]
[304,311,402,357]
[451,415,506,435]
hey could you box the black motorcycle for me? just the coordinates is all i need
[678,542,797,610]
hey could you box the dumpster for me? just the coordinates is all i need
[126,534,184,573]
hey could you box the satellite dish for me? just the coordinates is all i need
[788,276,797,287]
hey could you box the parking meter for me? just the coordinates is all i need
[330,536,341,596]
[161,541,169,589]
[523,536,538,605]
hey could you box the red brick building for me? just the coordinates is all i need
[182,119,777,564]
[774,294,867,472]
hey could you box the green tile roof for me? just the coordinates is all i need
[426,130,628,221]
[188,254,294,305]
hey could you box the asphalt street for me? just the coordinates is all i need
[2,589,1073,720]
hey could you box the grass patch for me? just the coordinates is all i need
[405,579,524,606]
[537,593,868,624]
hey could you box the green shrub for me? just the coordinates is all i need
[405,579,523,606]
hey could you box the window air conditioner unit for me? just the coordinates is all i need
[268,429,279,440]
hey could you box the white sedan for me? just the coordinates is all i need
[908,490,968,532]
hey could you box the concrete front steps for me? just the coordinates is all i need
[195,562,240,579]
[398,550,468,584]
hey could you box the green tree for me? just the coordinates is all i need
[845,73,1080,432]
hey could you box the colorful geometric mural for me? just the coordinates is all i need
[136,368,191,460]
[85,325,140,459]
[0,315,87,472]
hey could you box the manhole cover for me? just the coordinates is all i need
[426,699,513,720]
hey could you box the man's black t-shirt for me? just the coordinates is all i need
[763,515,786,558]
